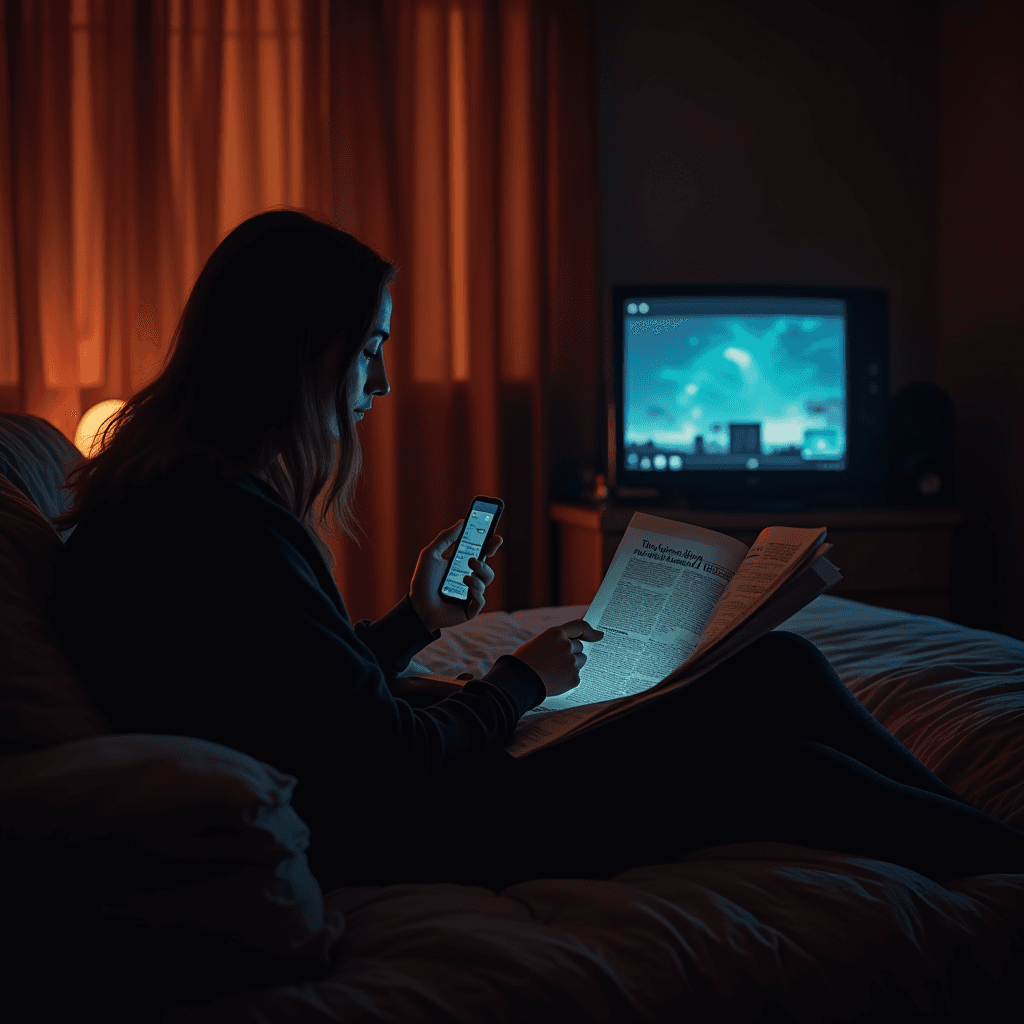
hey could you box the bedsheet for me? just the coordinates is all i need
[168,597,1024,1023]
[408,595,1024,828]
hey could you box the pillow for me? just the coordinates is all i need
[0,733,346,1020]
[0,475,111,753]
[0,410,85,541]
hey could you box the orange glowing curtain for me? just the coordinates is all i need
[0,0,598,621]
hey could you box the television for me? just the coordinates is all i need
[606,284,889,510]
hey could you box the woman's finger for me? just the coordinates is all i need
[467,558,495,586]
[465,576,486,618]
[431,521,464,561]
[483,534,503,559]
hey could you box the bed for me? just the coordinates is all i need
[2,411,1023,1022]
[163,596,1024,1023]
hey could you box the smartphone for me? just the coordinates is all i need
[438,496,505,605]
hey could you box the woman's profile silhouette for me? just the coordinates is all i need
[51,209,1024,892]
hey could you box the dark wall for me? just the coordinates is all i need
[596,0,1024,636]
[598,0,942,388]
[937,0,1023,637]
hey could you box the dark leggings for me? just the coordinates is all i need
[311,632,1024,891]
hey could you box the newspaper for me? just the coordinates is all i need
[505,512,839,757]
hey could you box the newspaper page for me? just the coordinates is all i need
[519,513,748,720]
[687,526,827,663]
[506,548,840,758]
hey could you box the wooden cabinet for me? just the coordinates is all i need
[550,503,965,619]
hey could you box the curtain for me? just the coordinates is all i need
[0,0,598,622]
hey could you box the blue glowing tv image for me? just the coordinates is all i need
[622,296,847,473]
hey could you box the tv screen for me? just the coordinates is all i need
[623,296,847,473]
[609,285,888,508]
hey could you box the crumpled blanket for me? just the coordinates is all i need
[167,596,1024,1023]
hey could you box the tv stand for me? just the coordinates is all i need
[687,498,815,514]
[612,487,882,513]
[549,501,965,619]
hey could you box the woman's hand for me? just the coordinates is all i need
[408,521,503,632]
[511,620,604,698]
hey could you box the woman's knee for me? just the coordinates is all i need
[698,630,842,716]
[735,630,835,678]
[748,629,817,658]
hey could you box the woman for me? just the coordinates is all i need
[52,210,1024,892]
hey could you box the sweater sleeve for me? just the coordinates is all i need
[155,493,544,791]
[354,594,546,722]
[352,593,440,677]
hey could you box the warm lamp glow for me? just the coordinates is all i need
[75,399,125,457]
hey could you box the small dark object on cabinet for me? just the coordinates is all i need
[888,382,955,508]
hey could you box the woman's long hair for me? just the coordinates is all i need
[53,209,397,570]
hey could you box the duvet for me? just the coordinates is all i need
[168,595,1024,1023]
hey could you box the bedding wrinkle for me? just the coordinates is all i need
[331,889,647,1022]
[510,884,783,1021]
[620,851,1018,1019]
[170,851,1024,1022]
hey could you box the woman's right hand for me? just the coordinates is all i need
[511,620,605,698]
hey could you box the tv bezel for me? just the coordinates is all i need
[606,283,889,509]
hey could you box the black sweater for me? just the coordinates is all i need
[50,464,545,815]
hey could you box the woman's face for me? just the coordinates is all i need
[321,287,392,440]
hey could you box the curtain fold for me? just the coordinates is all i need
[0,0,598,620]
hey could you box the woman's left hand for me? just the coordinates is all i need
[408,521,503,632]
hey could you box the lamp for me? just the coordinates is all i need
[74,400,125,457]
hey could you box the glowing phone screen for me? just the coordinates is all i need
[441,501,500,600]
